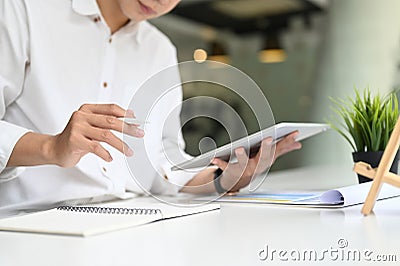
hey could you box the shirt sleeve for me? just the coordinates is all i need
[147,44,199,195]
[0,0,31,180]
[152,92,196,195]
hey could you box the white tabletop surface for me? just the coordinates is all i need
[1,165,400,266]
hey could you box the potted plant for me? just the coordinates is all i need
[329,88,400,183]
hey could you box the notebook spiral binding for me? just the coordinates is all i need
[57,206,161,215]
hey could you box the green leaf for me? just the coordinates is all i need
[326,87,399,153]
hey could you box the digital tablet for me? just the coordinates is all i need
[171,122,330,171]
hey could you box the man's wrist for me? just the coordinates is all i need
[41,134,58,165]
[213,168,227,194]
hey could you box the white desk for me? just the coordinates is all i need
[1,165,400,266]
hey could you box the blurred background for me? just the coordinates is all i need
[151,0,400,172]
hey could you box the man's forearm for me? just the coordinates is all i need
[7,132,55,167]
[180,167,217,194]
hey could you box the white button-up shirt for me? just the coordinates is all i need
[0,0,194,211]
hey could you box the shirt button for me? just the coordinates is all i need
[102,167,107,173]
[108,38,112,43]
[94,16,100,23]
[103,82,108,88]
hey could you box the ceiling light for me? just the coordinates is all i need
[258,49,286,63]
[193,49,208,63]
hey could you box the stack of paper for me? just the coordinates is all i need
[195,183,400,208]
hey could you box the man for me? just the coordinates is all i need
[0,0,301,211]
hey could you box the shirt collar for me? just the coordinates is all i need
[71,0,143,44]
[119,20,143,43]
[72,0,99,16]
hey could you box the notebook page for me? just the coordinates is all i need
[150,203,220,219]
[0,207,162,237]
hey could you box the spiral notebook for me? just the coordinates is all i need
[0,202,220,237]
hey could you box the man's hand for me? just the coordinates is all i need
[49,104,144,167]
[7,104,144,168]
[212,132,302,192]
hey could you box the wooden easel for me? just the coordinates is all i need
[353,116,400,215]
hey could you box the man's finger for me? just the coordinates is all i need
[276,142,302,158]
[280,131,299,145]
[86,114,145,138]
[211,158,228,171]
[86,140,113,162]
[85,128,133,157]
[256,137,274,165]
[79,103,126,117]
[235,147,249,172]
